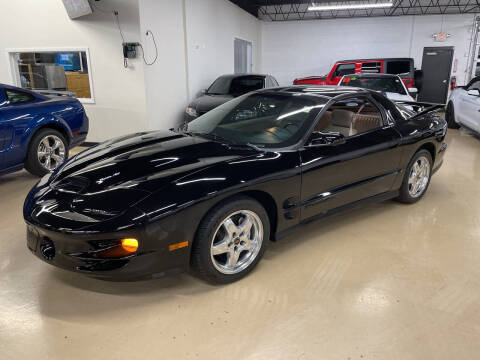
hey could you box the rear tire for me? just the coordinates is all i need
[191,196,270,284]
[25,129,68,177]
[396,150,433,204]
[445,102,460,129]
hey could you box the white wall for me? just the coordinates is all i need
[185,0,261,100]
[261,14,476,86]
[138,0,262,129]
[0,0,148,142]
[139,0,189,130]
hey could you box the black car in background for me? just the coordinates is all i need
[24,86,447,284]
[184,74,279,122]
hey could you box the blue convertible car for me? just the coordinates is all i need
[0,84,88,176]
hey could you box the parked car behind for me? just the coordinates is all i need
[293,57,421,90]
[184,74,279,122]
[0,83,88,176]
[339,73,417,102]
[446,76,480,131]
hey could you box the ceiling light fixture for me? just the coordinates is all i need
[308,1,394,11]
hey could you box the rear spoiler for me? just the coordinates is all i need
[394,100,445,120]
[34,90,76,98]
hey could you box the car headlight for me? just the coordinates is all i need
[186,106,198,117]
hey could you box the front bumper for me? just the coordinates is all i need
[25,219,190,281]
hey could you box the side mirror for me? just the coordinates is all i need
[198,89,207,97]
[467,89,480,97]
[408,87,418,94]
[306,132,345,147]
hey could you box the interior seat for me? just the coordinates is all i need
[353,114,382,133]
[314,111,332,132]
[330,109,356,136]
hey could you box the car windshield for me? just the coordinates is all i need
[341,76,407,95]
[186,92,326,148]
[207,76,265,95]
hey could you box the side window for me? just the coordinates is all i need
[468,81,480,91]
[335,64,355,77]
[5,89,35,104]
[313,97,383,137]
[230,76,265,95]
[386,60,411,75]
[361,62,382,73]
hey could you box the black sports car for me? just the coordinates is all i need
[24,86,447,283]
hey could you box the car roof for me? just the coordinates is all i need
[256,85,372,99]
[0,83,43,97]
[216,74,270,80]
[338,58,413,63]
[0,83,24,91]
[342,73,400,78]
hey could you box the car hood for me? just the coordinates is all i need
[25,130,258,230]
[189,94,234,113]
[52,130,255,194]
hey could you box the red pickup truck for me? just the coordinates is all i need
[293,58,421,90]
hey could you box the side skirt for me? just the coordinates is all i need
[275,190,399,241]
[0,163,24,176]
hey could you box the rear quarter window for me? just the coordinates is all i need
[5,89,35,104]
[361,62,381,73]
[386,61,412,75]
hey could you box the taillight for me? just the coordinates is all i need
[450,76,456,90]
[403,78,413,88]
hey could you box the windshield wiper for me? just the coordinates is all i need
[185,132,265,151]
[245,143,265,151]
[186,131,234,144]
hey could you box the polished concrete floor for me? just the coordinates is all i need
[1,129,480,359]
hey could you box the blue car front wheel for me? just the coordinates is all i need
[25,129,68,177]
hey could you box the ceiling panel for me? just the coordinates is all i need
[229,0,480,20]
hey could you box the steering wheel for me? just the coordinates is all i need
[263,128,283,141]
[281,122,299,133]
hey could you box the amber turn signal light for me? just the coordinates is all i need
[121,238,139,253]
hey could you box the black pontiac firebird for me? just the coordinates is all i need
[24,86,447,284]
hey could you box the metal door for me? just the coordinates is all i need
[234,38,252,74]
[418,47,453,103]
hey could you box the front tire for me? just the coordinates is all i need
[446,102,460,129]
[25,129,68,177]
[191,196,270,284]
[396,150,433,204]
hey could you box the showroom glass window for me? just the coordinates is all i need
[9,50,93,103]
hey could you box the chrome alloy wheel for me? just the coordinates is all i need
[210,210,263,275]
[37,135,66,171]
[408,156,431,198]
